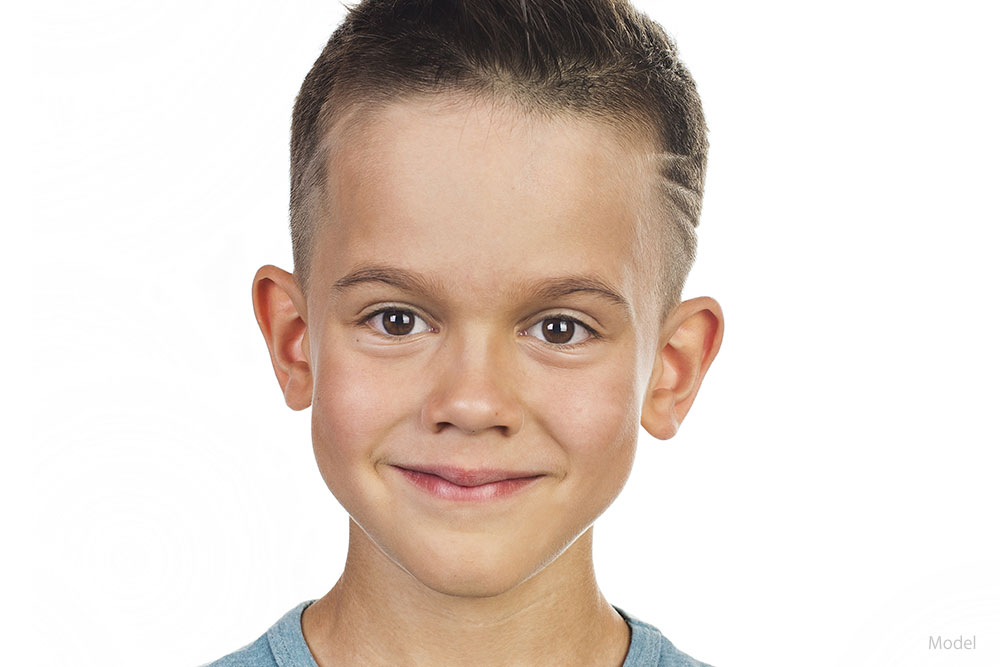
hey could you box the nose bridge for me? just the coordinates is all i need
[421,324,524,436]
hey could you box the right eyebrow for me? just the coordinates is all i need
[330,265,439,296]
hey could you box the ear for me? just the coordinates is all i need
[251,265,313,411]
[640,296,724,440]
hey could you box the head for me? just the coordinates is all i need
[253,0,723,600]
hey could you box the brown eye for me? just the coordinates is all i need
[525,316,592,346]
[367,308,432,337]
[543,318,574,344]
[383,310,414,335]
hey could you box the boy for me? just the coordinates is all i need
[206,0,722,664]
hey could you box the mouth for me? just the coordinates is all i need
[391,465,545,501]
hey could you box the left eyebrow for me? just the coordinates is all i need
[523,275,629,312]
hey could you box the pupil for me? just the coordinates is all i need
[383,310,414,335]
[543,318,574,344]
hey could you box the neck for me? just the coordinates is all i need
[301,520,630,666]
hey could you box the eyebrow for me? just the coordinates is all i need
[524,276,629,311]
[330,264,629,313]
[330,265,437,295]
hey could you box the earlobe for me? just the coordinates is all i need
[640,296,724,440]
[251,265,313,410]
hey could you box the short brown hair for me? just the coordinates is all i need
[290,0,708,305]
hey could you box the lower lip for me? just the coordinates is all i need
[395,468,543,501]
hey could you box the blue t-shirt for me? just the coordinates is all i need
[202,600,713,666]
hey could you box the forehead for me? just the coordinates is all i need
[313,94,663,315]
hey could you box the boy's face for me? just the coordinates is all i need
[293,95,675,597]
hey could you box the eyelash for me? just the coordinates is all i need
[356,307,600,347]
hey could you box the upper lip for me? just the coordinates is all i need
[393,465,544,487]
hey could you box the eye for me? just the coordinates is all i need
[366,308,433,337]
[524,316,594,346]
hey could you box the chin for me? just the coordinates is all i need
[389,533,555,600]
[406,559,534,599]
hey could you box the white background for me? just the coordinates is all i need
[14,1,999,665]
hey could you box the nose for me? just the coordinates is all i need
[420,332,524,437]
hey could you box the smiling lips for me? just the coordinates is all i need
[393,465,544,501]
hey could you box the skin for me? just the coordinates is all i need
[253,93,723,666]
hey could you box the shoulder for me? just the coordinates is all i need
[199,600,318,667]
[617,607,715,667]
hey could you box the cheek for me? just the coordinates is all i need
[309,335,419,493]
[534,353,642,482]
